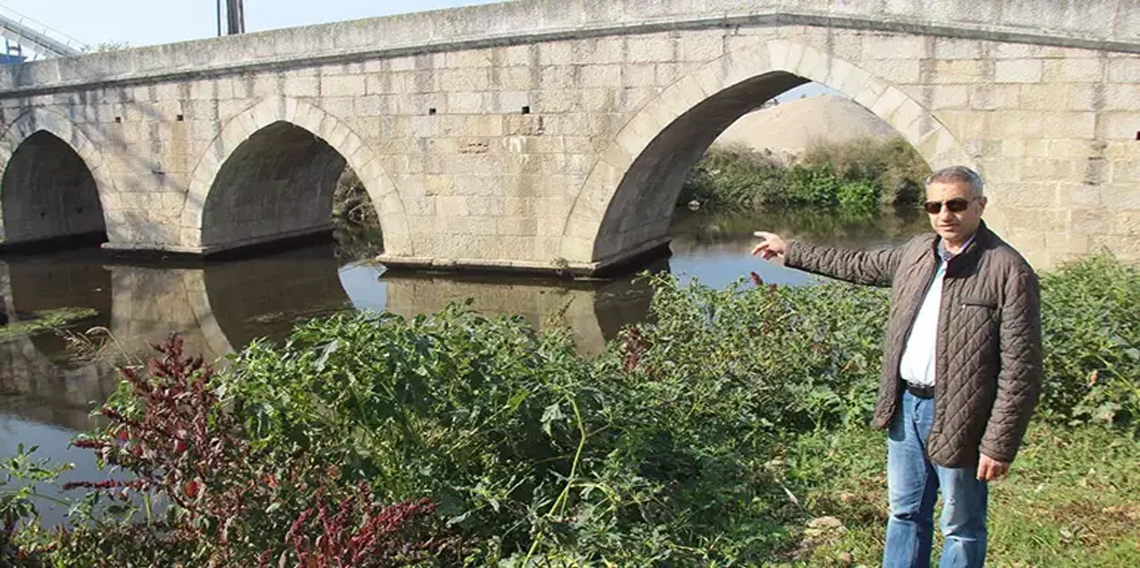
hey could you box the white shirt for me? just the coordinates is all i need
[899,235,975,387]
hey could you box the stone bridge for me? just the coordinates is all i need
[0,0,1138,272]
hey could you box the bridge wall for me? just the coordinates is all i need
[0,0,1137,271]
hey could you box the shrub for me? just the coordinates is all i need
[680,138,930,211]
[2,336,457,567]
[3,256,1136,565]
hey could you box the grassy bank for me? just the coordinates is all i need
[2,256,1137,566]
[680,138,931,212]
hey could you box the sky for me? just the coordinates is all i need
[1,0,507,50]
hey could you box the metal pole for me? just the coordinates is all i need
[225,0,245,35]
[216,0,222,37]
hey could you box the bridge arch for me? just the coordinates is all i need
[183,96,411,256]
[0,108,114,247]
[560,39,976,266]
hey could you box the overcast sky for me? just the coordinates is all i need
[2,0,507,49]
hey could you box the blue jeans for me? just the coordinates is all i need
[883,391,988,568]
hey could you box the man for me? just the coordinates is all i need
[752,166,1043,568]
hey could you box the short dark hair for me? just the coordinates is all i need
[925,165,984,197]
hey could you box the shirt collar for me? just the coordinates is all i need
[937,233,977,263]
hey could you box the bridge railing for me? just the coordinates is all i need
[0,5,84,59]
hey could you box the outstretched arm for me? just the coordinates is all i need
[753,231,904,287]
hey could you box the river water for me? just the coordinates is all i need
[0,206,927,525]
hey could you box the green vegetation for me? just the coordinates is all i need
[680,138,931,212]
[3,256,1137,566]
[332,168,384,262]
[0,308,98,342]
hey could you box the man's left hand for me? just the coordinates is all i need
[977,454,1010,481]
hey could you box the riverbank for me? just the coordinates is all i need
[680,138,931,212]
[3,253,1137,566]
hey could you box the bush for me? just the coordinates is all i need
[1038,254,1140,425]
[680,138,931,211]
[3,256,1137,565]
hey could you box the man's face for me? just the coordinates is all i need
[924,180,986,246]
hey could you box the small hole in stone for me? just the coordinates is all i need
[114,117,122,123]
[521,106,531,115]
[77,206,84,214]
[1135,131,1139,141]
[176,114,184,122]
[428,108,437,115]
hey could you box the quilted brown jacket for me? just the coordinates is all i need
[785,223,1043,467]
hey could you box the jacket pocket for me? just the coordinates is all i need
[960,296,998,310]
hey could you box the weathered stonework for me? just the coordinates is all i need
[1,0,1138,271]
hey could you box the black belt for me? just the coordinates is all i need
[903,382,935,399]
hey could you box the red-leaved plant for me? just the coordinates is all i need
[260,484,456,568]
[41,335,458,566]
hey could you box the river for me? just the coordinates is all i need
[0,206,927,526]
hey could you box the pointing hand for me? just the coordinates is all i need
[751,231,787,260]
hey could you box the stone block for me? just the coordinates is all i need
[495,91,532,114]
[445,49,494,69]
[1043,59,1103,83]
[1020,158,1080,181]
[283,76,320,97]
[862,35,927,60]
[540,43,573,66]
[466,196,506,217]
[860,58,922,84]
[446,92,486,114]
[930,85,969,109]
[1056,182,1101,208]
[930,60,985,84]
[439,68,490,92]
[1108,57,1140,83]
[1102,112,1139,140]
[539,66,577,91]
[622,64,658,87]
[991,43,1040,59]
[627,36,675,64]
[571,38,624,65]
[447,216,498,236]
[1111,161,1140,183]
[1090,235,1140,260]
[678,31,725,62]
[320,75,366,97]
[1104,184,1140,209]
[1105,84,1140,111]
[1111,211,1140,236]
[994,60,1043,83]
[497,66,536,91]
[503,44,535,67]
[655,62,687,85]
[581,65,623,88]
[989,110,1043,137]
[933,38,981,60]
[1041,112,1097,140]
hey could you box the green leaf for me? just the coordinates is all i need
[541,402,565,437]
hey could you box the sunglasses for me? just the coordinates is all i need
[923,198,976,215]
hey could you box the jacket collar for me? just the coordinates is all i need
[930,222,993,273]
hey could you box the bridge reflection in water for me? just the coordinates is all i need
[0,245,658,434]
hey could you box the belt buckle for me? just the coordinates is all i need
[904,381,935,399]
